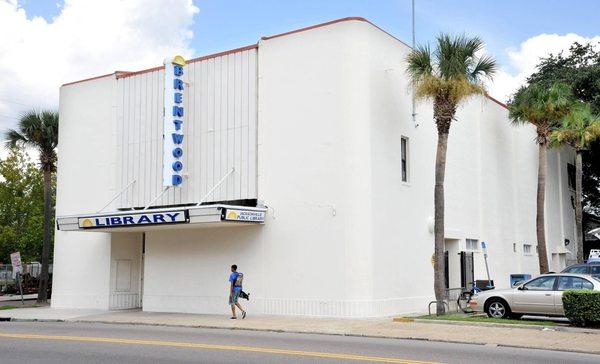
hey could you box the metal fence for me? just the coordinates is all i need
[0,263,52,292]
[444,288,464,313]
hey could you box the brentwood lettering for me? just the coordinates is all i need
[163,55,187,187]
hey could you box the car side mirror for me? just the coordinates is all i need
[518,286,525,291]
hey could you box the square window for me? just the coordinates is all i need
[523,244,532,254]
[466,239,479,251]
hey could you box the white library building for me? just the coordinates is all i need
[53,17,577,317]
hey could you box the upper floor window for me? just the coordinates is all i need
[401,136,409,183]
[567,163,576,190]
[523,244,533,254]
[466,239,479,251]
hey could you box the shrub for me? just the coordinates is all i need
[562,290,600,327]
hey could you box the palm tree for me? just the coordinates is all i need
[508,83,572,274]
[5,110,59,304]
[550,103,600,263]
[406,34,497,314]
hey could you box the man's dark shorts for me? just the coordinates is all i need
[229,290,240,305]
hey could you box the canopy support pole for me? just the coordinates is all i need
[144,186,171,210]
[197,168,235,206]
[97,180,136,213]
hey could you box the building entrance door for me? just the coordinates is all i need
[109,233,143,310]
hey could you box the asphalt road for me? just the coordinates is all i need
[0,321,598,363]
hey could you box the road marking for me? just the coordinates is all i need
[0,332,438,363]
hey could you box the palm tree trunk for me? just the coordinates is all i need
[575,151,584,263]
[536,143,550,274]
[37,169,52,303]
[434,131,449,315]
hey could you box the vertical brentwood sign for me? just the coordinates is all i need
[163,55,186,187]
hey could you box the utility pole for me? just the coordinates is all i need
[411,0,418,127]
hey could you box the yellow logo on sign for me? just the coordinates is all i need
[172,55,186,66]
[82,219,94,227]
[227,211,238,220]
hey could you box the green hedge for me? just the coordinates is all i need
[562,290,600,327]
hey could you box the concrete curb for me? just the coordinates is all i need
[410,318,600,335]
[68,319,600,355]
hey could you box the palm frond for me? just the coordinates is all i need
[508,82,574,133]
[406,44,433,83]
[4,129,27,148]
[470,55,497,81]
[406,33,497,106]
[547,101,600,149]
[3,109,59,170]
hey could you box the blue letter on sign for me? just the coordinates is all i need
[172,147,183,158]
[174,65,183,76]
[174,79,184,90]
[174,92,182,104]
[172,133,184,144]
[173,106,184,117]
[172,161,183,172]
[172,174,183,185]
[173,119,183,130]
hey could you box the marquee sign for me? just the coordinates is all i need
[221,208,266,223]
[163,55,186,187]
[78,210,188,229]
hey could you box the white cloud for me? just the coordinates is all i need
[0,0,199,131]
[488,33,600,103]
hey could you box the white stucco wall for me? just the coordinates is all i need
[52,76,118,309]
[53,18,578,317]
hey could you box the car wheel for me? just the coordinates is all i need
[486,298,511,319]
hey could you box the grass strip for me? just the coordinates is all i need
[417,313,556,326]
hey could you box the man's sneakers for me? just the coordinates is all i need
[242,311,246,319]
[230,316,237,319]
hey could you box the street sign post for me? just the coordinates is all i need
[481,242,494,289]
[10,252,24,305]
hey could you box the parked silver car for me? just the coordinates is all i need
[470,273,600,318]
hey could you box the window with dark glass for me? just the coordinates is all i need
[401,137,408,182]
[567,163,576,190]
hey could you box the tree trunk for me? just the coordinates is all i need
[536,143,550,274]
[575,151,584,263]
[37,169,52,303]
[434,131,449,315]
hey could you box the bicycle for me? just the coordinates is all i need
[457,282,481,313]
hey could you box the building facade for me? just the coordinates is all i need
[53,18,577,317]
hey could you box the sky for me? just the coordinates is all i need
[1,0,599,133]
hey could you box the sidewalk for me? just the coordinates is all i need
[1,307,599,354]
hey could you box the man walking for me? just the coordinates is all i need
[229,264,246,319]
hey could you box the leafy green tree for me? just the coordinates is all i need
[5,110,58,303]
[0,147,49,264]
[508,83,573,273]
[406,34,497,314]
[550,104,600,262]
[528,42,600,215]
